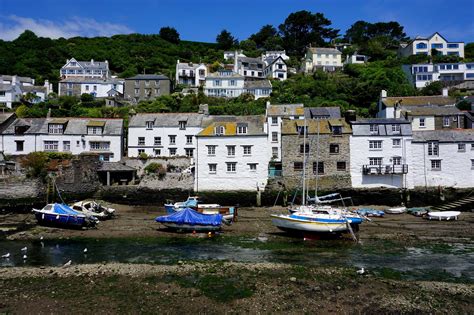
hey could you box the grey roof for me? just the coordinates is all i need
[266,104,305,117]
[126,74,170,80]
[176,63,205,70]
[305,107,341,119]
[0,113,15,125]
[0,84,14,92]
[0,75,34,84]
[402,106,462,116]
[206,70,244,79]
[98,162,135,172]
[244,80,272,89]
[351,118,412,136]
[20,85,47,93]
[2,118,123,136]
[412,130,474,142]
[63,59,109,71]
[128,113,204,128]
[352,118,411,125]
[60,77,123,84]
[452,81,474,90]
[308,47,342,55]
[239,57,265,65]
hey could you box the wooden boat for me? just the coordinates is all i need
[155,207,223,232]
[427,211,461,221]
[385,206,406,214]
[71,201,115,220]
[33,203,98,228]
[165,196,237,221]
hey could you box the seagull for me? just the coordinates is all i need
[356,267,365,275]
[1,253,10,259]
[21,247,27,252]
[22,254,27,260]
[40,236,44,241]
[83,248,88,254]
[62,260,72,267]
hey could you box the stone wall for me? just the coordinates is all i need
[125,157,192,177]
[0,176,44,208]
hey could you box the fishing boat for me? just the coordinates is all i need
[164,196,237,221]
[71,200,115,220]
[426,211,461,221]
[32,203,98,228]
[356,208,385,217]
[385,206,407,214]
[155,207,224,232]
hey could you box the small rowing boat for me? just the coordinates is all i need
[427,211,461,221]
[385,206,406,214]
[356,208,385,217]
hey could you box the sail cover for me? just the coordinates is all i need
[155,207,222,226]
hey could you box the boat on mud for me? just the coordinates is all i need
[156,207,224,232]
[164,196,237,221]
[356,208,385,217]
[385,206,407,214]
[427,211,461,221]
[71,200,116,220]
[32,203,98,228]
[407,207,429,217]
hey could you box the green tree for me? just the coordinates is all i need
[420,81,444,96]
[216,29,238,50]
[249,25,280,49]
[465,42,474,59]
[159,26,180,44]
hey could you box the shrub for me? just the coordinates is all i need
[20,152,48,179]
[144,162,166,179]
[138,152,148,160]
[46,152,73,160]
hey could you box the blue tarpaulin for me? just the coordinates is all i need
[155,207,222,226]
[52,203,84,216]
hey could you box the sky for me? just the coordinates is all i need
[0,0,473,43]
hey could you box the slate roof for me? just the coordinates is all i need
[351,118,411,125]
[244,80,272,89]
[2,118,123,135]
[0,84,14,92]
[98,162,136,172]
[0,75,35,84]
[307,47,342,55]
[177,62,205,71]
[197,115,266,137]
[281,118,351,135]
[305,107,341,119]
[266,104,305,117]
[126,74,170,80]
[452,81,474,90]
[128,113,204,128]
[412,130,474,142]
[206,70,244,79]
[20,85,47,93]
[64,59,109,71]
[401,106,462,116]
[60,77,123,84]
[382,96,456,107]
[0,113,15,125]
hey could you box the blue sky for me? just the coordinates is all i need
[1,0,473,43]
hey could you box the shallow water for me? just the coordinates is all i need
[0,237,473,283]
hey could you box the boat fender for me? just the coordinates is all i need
[56,215,60,220]
[42,214,45,220]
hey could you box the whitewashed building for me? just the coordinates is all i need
[302,47,342,73]
[410,130,474,188]
[344,54,368,65]
[262,56,288,80]
[398,32,464,58]
[60,58,110,79]
[58,77,124,97]
[0,117,124,162]
[204,70,271,99]
[175,61,207,87]
[350,118,412,189]
[195,115,269,191]
[127,113,205,158]
[0,75,52,108]
[223,50,246,60]
[402,63,474,88]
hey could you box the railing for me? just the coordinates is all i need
[268,170,282,177]
[362,164,408,175]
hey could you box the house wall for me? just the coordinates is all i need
[79,82,124,97]
[411,116,436,131]
[410,141,474,188]
[195,135,270,191]
[399,34,465,58]
[434,115,464,129]
[124,79,171,102]
[203,77,245,98]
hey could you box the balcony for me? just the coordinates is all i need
[268,169,282,177]
[362,164,408,175]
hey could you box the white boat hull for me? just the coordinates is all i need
[385,207,406,214]
[271,215,349,233]
[427,211,461,221]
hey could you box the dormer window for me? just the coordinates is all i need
[179,121,187,130]
[48,124,64,134]
[87,126,103,135]
[237,124,248,134]
[369,124,378,134]
[146,121,154,130]
[215,126,225,135]
[332,126,342,135]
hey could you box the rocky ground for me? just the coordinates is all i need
[0,205,473,313]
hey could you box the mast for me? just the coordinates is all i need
[302,118,307,205]
[315,119,320,199]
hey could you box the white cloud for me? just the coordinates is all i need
[0,15,133,40]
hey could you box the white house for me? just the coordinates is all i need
[223,50,246,60]
[263,56,288,80]
[402,63,474,88]
[237,57,266,79]
[262,51,290,61]
[175,61,207,87]
[344,54,368,65]
[0,83,21,108]
[350,118,412,189]
[410,130,474,188]
[203,70,271,99]
[60,58,110,79]
[58,77,124,98]
[398,32,464,58]
[0,117,124,162]
[127,113,205,158]
[0,75,52,108]
[195,115,269,191]
[302,47,342,73]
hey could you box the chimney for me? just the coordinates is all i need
[266,101,271,109]
[380,90,387,98]
[177,59,180,64]
[233,51,238,73]
[344,110,356,124]
[91,59,94,65]
[12,75,17,85]
[442,88,448,97]
[198,104,209,116]
[46,108,52,118]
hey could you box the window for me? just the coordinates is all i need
[134,88,139,95]
[272,147,278,158]
[229,80,236,86]
[299,144,309,154]
[154,149,161,156]
[207,145,216,155]
[138,137,145,145]
[458,143,466,152]
[392,156,401,165]
[87,126,103,135]
[169,148,177,156]
[185,148,194,157]
[186,135,193,144]
[154,137,161,146]
[179,121,186,130]
[209,164,217,173]
[237,125,247,134]
[226,162,236,172]
[428,142,439,156]
[214,80,221,87]
[44,141,59,151]
[369,157,382,166]
[416,43,427,49]
[329,144,339,154]
[392,139,401,147]
[63,141,70,151]
[215,126,225,135]
[419,118,425,127]
[93,85,97,91]
[431,160,441,170]
[294,162,303,171]
[90,142,110,151]
[48,124,64,134]
[138,149,145,154]
[15,140,24,152]
[447,43,459,49]
[369,140,382,150]
[227,145,235,156]
[471,160,474,169]
[146,121,154,129]
[85,85,89,91]
[76,141,80,147]
[313,162,324,175]
[271,117,278,125]
[272,132,278,142]
[392,124,401,133]
[431,43,443,49]
[471,144,474,150]
[443,116,450,127]
[337,161,346,171]
[369,124,378,134]
[248,163,257,171]
[332,126,342,135]
[243,146,252,155]
[169,135,176,145]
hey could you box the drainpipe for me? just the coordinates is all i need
[195,136,198,193]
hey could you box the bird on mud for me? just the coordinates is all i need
[20,247,27,252]
[356,267,365,275]
[83,248,88,254]
[1,253,10,259]
[63,260,72,268]
[22,254,27,260]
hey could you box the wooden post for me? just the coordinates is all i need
[107,171,111,186]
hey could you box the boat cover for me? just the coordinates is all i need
[155,207,222,226]
[184,199,198,207]
[51,203,84,216]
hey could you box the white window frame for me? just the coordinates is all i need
[369,140,382,150]
[44,141,59,152]
[458,143,466,152]
[138,137,145,146]
[209,164,217,174]
[271,132,278,142]
[154,137,161,146]
[369,157,382,166]
[226,162,236,173]
[169,135,176,145]
[243,146,252,155]
[227,145,235,157]
[248,163,257,172]
[392,139,401,147]
[207,145,216,155]
[419,118,426,128]
[431,159,441,171]
[443,116,450,127]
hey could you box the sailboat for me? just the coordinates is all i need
[271,119,364,235]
